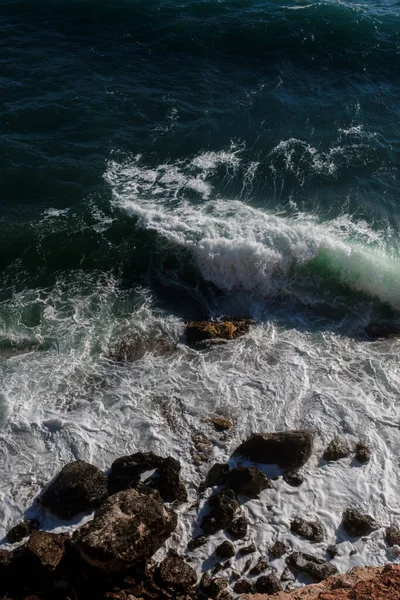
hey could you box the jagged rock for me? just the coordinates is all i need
[270,540,289,558]
[156,556,197,591]
[249,556,269,575]
[234,579,252,594]
[27,531,69,571]
[283,470,304,487]
[290,517,324,543]
[73,488,177,571]
[287,551,338,581]
[255,574,282,594]
[200,571,211,591]
[201,489,239,534]
[6,519,40,544]
[323,437,350,461]
[233,430,314,469]
[155,456,188,503]
[386,526,400,546]
[209,577,228,598]
[227,466,271,498]
[187,535,207,551]
[208,417,233,432]
[39,460,108,520]
[355,442,371,464]
[185,319,251,347]
[226,515,248,539]
[327,544,339,558]
[239,543,256,555]
[342,508,379,538]
[216,541,235,559]
[206,463,230,488]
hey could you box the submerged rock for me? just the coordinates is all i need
[290,517,324,543]
[227,466,271,498]
[185,318,251,347]
[201,489,239,535]
[39,460,108,520]
[108,335,176,362]
[73,488,177,571]
[233,430,314,469]
[355,442,371,464]
[287,551,338,581]
[323,437,350,462]
[208,417,233,432]
[342,508,379,538]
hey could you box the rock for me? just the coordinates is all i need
[342,508,379,538]
[270,540,289,558]
[206,463,230,488]
[157,556,197,591]
[73,488,177,571]
[27,531,68,571]
[290,517,324,543]
[201,489,239,535]
[109,336,176,362]
[239,543,256,555]
[323,437,350,461]
[226,515,248,539]
[193,339,229,350]
[281,566,295,583]
[355,442,371,464]
[327,544,339,558]
[215,541,235,559]
[365,323,400,339]
[283,470,304,487]
[249,556,269,575]
[227,466,271,498]
[208,417,233,432]
[39,460,108,520]
[255,574,282,594]
[386,526,400,546]
[233,430,314,469]
[155,456,188,503]
[200,572,211,593]
[185,319,251,347]
[209,577,228,598]
[234,579,253,594]
[215,592,232,600]
[6,519,40,544]
[287,551,338,581]
[187,535,207,551]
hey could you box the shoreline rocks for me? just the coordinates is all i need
[233,430,314,469]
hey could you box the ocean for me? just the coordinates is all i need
[1,0,400,580]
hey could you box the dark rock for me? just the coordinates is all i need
[155,456,188,504]
[227,466,271,498]
[27,530,68,571]
[208,417,233,432]
[185,319,251,346]
[233,430,314,469]
[283,470,304,487]
[326,544,339,558]
[355,442,371,464]
[216,541,235,559]
[238,543,256,556]
[193,338,229,350]
[187,535,207,551]
[209,577,228,598]
[342,508,379,538]
[215,592,232,600]
[365,323,400,339]
[157,556,197,591]
[6,519,40,544]
[290,517,324,543]
[226,515,248,539]
[255,574,282,594]
[233,579,252,594]
[109,336,176,362]
[323,437,350,461]
[249,556,269,575]
[287,551,338,581]
[200,571,211,591]
[386,526,400,547]
[206,464,230,488]
[243,558,252,572]
[0,549,13,579]
[222,560,231,569]
[269,540,289,559]
[73,488,177,571]
[39,460,108,520]
[201,489,239,535]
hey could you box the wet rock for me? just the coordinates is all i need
[227,466,271,498]
[323,437,350,462]
[233,579,253,594]
[287,551,338,581]
[355,442,371,464]
[156,556,197,591]
[73,488,177,571]
[0,549,14,580]
[206,463,230,488]
[269,540,289,559]
[215,592,232,600]
[290,517,324,543]
[193,339,229,350]
[342,508,379,538]
[281,566,294,583]
[200,571,211,591]
[201,489,239,535]
[216,541,235,559]
[27,530,68,571]
[208,417,233,432]
[365,323,400,339]
[386,526,400,546]
[239,543,256,556]
[255,574,282,594]
[226,515,248,539]
[6,519,40,544]
[209,577,228,598]
[249,556,269,575]
[191,433,213,465]
[39,460,108,520]
[283,470,304,487]
[327,544,339,558]
[185,319,251,347]
[155,456,188,504]
[109,336,176,362]
[233,430,314,469]
[187,535,207,551]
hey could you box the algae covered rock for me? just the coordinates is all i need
[185,318,251,347]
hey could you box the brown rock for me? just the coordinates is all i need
[342,508,379,538]
[6,519,40,544]
[201,489,239,535]
[157,556,197,590]
[290,517,324,543]
[249,556,269,575]
[27,530,68,571]
[270,540,289,558]
[216,541,235,558]
[187,535,207,551]
[206,463,230,488]
[209,577,228,598]
[233,430,314,469]
[386,525,400,546]
[323,437,350,461]
[185,319,251,347]
[208,417,233,432]
[226,514,248,539]
[234,578,253,594]
[355,442,371,464]
[227,466,271,498]
[255,574,282,594]
[287,551,337,582]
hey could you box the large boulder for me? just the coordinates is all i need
[342,508,379,538]
[73,488,177,571]
[233,430,314,469]
[39,460,108,520]
[227,466,271,498]
[287,551,337,581]
[185,319,251,347]
[201,489,239,535]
